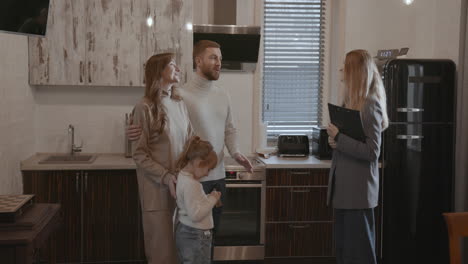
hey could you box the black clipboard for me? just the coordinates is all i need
[328,103,366,142]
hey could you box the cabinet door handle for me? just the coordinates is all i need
[396,135,424,140]
[396,108,424,112]
[79,61,84,83]
[289,171,310,176]
[290,189,310,193]
[226,183,262,188]
[75,173,80,193]
[84,172,88,193]
[88,62,92,83]
[289,224,310,229]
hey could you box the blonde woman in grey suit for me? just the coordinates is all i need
[132,53,193,264]
[327,49,389,264]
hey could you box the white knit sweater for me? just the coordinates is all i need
[180,74,241,182]
[176,171,218,230]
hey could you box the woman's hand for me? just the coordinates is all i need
[328,136,337,149]
[163,173,178,199]
[326,123,339,139]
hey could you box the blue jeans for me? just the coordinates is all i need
[175,223,212,264]
[334,208,377,264]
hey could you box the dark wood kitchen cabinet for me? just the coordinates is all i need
[264,167,383,264]
[22,169,145,263]
[264,168,335,264]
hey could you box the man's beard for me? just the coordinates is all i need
[201,66,220,81]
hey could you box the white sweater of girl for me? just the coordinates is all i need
[176,170,218,230]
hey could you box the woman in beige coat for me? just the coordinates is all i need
[132,53,192,264]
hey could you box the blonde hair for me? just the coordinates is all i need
[144,53,182,134]
[343,49,389,130]
[176,136,218,171]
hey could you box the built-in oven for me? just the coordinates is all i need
[213,158,266,261]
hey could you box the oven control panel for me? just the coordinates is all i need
[225,171,238,180]
[225,171,265,181]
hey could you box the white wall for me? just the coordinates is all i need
[433,0,463,63]
[34,86,142,154]
[0,34,35,194]
[330,0,462,78]
[343,0,436,59]
[32,78,254,155]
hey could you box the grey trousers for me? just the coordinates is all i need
[334,208,377,264]
[175,222,212,264]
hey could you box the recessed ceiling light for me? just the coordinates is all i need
[404,0,414,5]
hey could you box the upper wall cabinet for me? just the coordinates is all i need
[139,0,193,85]
[28,0,193,86]
[29,0,86,86]
[85,0,142,86]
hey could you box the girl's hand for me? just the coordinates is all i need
[209,190,222,201]
[326,123,339,139]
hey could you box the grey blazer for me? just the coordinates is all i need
[327,98,384,209]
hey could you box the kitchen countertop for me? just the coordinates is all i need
[21,153,333,171]
[21,153,137,171]
[257,155,332,169]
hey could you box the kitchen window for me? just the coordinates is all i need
[262,0,327,143]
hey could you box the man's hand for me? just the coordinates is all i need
[234,153,253,173]
[163,173,178,199]
[126,124,142,141]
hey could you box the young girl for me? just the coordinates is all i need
[326,49,389,264]
[174,136,222,264]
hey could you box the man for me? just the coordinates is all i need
[128,40,253,235]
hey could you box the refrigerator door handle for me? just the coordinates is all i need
[396,135,424,140]
[396,108,424,112]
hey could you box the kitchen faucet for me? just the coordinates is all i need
[68,124,82,155]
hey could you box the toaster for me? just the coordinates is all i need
[277,135,309,157]
[311,127,332,160]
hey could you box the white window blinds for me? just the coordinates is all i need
[262,0,326,139]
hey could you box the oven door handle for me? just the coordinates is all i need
[226,183,262,188]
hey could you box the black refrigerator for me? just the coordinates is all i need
[381,59,456,264]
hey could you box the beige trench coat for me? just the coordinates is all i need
[132,95,192,264]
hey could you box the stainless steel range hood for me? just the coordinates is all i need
[193,24,261,71]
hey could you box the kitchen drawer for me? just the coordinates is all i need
[266,169,329,186]
[266,187,332,222]
[265,222,334,257]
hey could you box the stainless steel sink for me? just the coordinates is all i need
[39,154,97,164]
